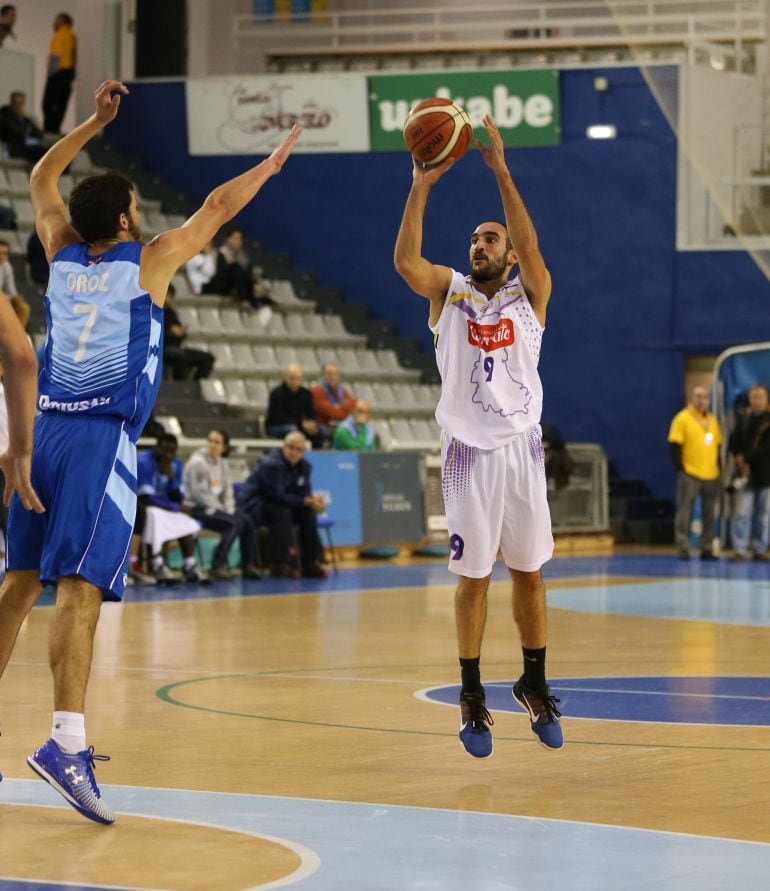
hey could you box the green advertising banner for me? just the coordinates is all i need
[368,69,560,151]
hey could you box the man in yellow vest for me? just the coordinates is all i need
[42,12,77,135]
[667,385,722,560]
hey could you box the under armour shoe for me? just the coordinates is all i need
[27,738,115,825]
[459,690,494,758]
[512,677,563,750]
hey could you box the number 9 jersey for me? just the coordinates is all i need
[38,241,163,443]
[430,269,544,450]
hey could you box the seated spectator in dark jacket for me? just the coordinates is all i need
[183,429,261,580]
[0,91,45,162]
[26,230,50,288]
[0,5,17,48]
[311,361,355,439]
[266,362,323,448]
[137,434,208,584]
[332,399,378,451]
[163,282,215,381]
[202,228,277,313]
[236,431,327,578]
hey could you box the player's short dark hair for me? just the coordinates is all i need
[156,433,178,448]
[69,172,134,244]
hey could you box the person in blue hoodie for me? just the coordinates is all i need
[237,431,326,578]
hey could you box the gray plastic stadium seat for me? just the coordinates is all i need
[223,379,249,406]
[251,343,279,373]
[244,378,269,408]
[200,379,227,403]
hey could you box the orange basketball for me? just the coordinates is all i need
[403,98,472,166]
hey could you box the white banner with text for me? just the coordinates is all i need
[186,75,370,155]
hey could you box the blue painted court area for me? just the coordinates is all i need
[2,780,770,891]
[422,675,770,726]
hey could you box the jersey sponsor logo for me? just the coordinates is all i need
[39,394,112,412]
[466,318,514,352]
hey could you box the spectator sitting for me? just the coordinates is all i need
[236,431,327,578]
[163,282,215,381]
[0,91,45,162]
[0,5,17,48]
[311,361,355,440]
[137,433,208,584]
[266,362,324,448]
[27,230,50,288]
[332,399,378,451]
[185,239,218,296]
[213,228,276,315]
[183,429,261,580]
[0,238,31,330]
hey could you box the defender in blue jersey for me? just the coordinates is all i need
[0,80,301,823]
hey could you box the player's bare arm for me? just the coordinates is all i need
[0,290,43,512]
[30,80,128,263]
[394,158,454,326]
[475,115,551,325]
[139,126,302,305]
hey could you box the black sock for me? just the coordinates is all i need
[522,647,546,691]
[459,657,482,694]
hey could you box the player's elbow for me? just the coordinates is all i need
[202,191,234,226]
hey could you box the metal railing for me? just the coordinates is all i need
[422,442,609,538]
[230,0,765,71]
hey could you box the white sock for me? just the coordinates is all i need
[52,711,86,754]
[152,555,164,571]
[183,556,195,570]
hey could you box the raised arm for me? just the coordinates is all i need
[139,126,301,304]
[475,115,551,325]
[0,290,44,512]
[393,159,454,326]
[30,80,128,263]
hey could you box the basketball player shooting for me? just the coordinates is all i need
[394,114,563,758]
[0,80,300,823]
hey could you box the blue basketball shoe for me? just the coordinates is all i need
[513,677,563,750]
[459,690,494,758]
[27,738,115,824]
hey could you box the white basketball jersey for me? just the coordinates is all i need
[430,269,544,449]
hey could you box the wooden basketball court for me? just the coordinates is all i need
[1,552,769,889]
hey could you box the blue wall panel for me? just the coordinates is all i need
[108,69,769,498]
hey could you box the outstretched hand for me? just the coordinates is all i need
[94,80,129,125]
[411,155,455,188]
[267,125,302,173]
[474,114,507,173]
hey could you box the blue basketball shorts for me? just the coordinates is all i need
[7,412,138,601]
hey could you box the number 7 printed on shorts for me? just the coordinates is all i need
[73,303,98,361]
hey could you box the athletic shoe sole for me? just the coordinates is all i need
[27,754,115,825]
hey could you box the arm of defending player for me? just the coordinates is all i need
[139,126,302,305]
[0,290,44,512]
[393,160,454,320]
[30,81,128,262]
[475,115,551,325]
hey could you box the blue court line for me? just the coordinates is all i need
[423,676,770,726]
[2,780,770,891]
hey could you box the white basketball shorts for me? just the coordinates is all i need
[441,425,554,577]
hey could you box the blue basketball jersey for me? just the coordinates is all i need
[38,241,163,441]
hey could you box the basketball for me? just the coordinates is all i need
[403,98,473,166]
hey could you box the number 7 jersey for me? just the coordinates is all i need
[430,269,544,449]
[38,241,164,442]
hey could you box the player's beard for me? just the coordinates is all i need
[470,255,508,283]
